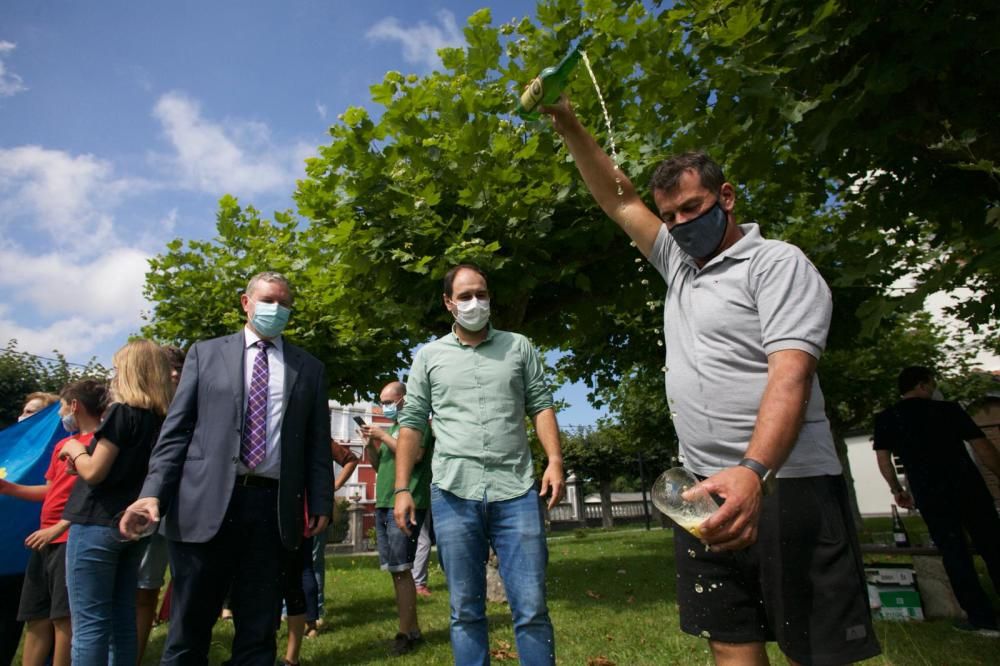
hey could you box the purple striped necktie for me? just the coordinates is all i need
[241,340,271,469]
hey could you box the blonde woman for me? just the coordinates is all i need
[59,340,173,666]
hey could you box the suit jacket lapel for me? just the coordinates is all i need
[225,331,247,423]
[283,342,302,408]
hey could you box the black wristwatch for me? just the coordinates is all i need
[738,457,773,483]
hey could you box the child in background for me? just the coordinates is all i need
[0,380,109,666]
[60,340,173,666]
[0,391,61,666]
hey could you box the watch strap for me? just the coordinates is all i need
[738,457,771,482]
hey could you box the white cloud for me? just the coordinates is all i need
[315,101,327,120]
[0,246,151,362]
[0,140,162,361]
[0,90,318,363]
[0,146,136,246]
[152,91,309,197]
[366,10,463,69]
[0,310,126,361]
[0,246,151,321]
[0,40,27,97]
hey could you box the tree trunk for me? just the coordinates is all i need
[599,478,614,529]
[832,429,864,531]
[485,549,507,603]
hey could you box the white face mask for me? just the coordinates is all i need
[453,297,490,332]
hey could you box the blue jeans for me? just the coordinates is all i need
[65,523,144,666]
[311,528,327,617]
[432,485,554,666]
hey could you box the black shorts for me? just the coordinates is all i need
[674,475,881,666]
[17,542,70,621]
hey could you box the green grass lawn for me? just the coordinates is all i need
[140,526,1000,665]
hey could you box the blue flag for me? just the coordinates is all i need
[0,403,68,575]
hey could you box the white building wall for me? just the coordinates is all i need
[328,400,375,501]
[846,434,896,517]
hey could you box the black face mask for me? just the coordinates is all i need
[669,202,728,260]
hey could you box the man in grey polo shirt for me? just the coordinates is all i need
[544,98,880,665]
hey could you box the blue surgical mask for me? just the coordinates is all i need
[382,403,399,421]
[252,301,291,338]
[669,201,728,259]
[61,412,78,433]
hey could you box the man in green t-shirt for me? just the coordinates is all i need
[361,380,433,656]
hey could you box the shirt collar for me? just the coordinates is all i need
[449,322,497,346]
[244,325,284,352]
[686,222,763,270]
[720,223,764,260]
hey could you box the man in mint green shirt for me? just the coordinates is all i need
[361,380,432,656]
[393,264,565,666]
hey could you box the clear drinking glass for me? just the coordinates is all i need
[115,507,159,541]
[650,467,720,538]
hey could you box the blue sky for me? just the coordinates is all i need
[0,0,607,425]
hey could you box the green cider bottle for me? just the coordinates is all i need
[516,46,582,120]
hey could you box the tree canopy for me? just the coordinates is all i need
[143,0,998,417]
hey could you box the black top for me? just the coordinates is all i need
[63,403,164,527]
[872,398,986,497]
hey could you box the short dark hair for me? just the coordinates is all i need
[161,345,186,372]
[898,366,934,395]
[648,151,725,196]
[443,264,488,298]
[59,379,110,418]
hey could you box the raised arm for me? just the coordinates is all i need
[542,97,662,257]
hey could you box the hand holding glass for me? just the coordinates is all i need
[651,467,720,539]
[117,506,159,541]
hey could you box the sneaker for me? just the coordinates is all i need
[415,585,432,598]
[953,620,1000,638]
[391,632,415,655]
[408,630,424,644]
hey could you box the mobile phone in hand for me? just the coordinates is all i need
[353,416,366,427]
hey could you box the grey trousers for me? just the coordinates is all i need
[411,511,432,587]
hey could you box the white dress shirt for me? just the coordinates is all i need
[238,326,285,479]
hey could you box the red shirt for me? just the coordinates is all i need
[40,433,93,543]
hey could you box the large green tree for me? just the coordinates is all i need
[143,0,997,419]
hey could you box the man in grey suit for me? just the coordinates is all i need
[120,271,333,666]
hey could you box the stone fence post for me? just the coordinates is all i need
[348,500,365,553]
[566,472,587,526]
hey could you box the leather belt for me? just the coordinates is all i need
[235,474,279,489]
